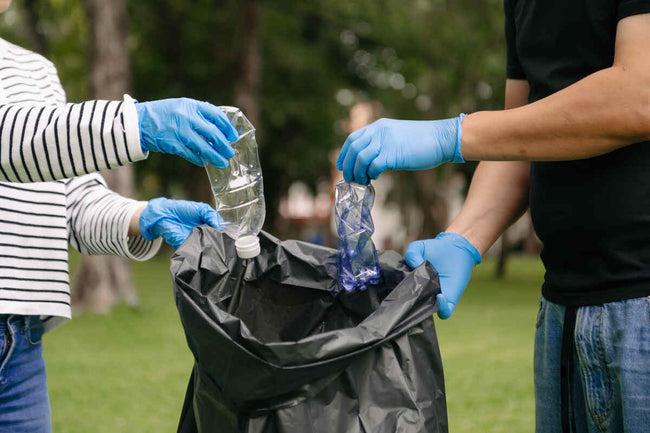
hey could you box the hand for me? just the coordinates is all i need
[138,198,223,249]
[136,98,238,168]
[336,115,465,184]
[404,232,481,319]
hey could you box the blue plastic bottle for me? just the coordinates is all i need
[335,181,382,291]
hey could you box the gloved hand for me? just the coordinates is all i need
[404,232,481,319]
[139,198,223,249]
[336,115,465,184]
[136,98,238,168]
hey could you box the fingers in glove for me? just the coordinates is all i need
[181,129,229,168]
[342,133,372,183]
[166,138,205,166]
[353,137,381,185]
[196,102,239,142]
[198,204,224,230]
[192,117,235,159]
[160,222,191,250]
[368,153,386,180]
[404,240,426,269]
[337,126,368,170]
[436,293,455,319]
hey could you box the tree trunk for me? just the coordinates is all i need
[72,0,137,313]
[229,0,265,226]
[23,0,48,55]
[233,0,262,127]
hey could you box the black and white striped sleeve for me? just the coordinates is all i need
[65,174,161,261]
[0,95,146,183]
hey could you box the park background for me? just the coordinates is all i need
[0,1,544,432]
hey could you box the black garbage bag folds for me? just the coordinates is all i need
[172,227,448,433]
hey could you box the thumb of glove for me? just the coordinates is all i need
[436,293,455,319]
[404,240,426,269]
[159,221,190,250]
[198,204,224,230]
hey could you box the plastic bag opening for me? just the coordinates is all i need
[222,261,395,343]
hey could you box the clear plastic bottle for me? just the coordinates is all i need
[334,181,382,291]
[205,107,265,258]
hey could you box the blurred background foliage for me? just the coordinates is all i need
[0,0,506,235]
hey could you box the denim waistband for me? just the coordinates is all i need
[0,315,41,334]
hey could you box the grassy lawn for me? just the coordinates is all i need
[437,256,544,433]
[44,252,544,433]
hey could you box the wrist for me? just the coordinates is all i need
[460,111,495,161]
[443,222,487,257]
[134,103,150,153]
[129,202,148,237]
[437,231,482,264]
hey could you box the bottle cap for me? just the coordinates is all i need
[235,235,261,259]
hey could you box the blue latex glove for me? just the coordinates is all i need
[404,232,481,319]
[136,98,238,168]
[139,198,223,249]
[336,115,465,184]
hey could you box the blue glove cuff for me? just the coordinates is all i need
[135,102,149,153]
[138,199,166,241]
[452,113,466,163]
[135,102,152,154]
[436,231,481,264]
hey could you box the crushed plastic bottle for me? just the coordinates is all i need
[335,181,382,291]
[205,107,265,258]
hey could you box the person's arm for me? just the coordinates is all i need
[129,197,223,249]
[462,13,650,161]
[67,173,223,258]
[0,96,239,183]
[0,97,145,183]
[0,54,238,183]
[404,79,531,319]
[65,174,161,260]
[447,80,531,254]
[337,14,650,185]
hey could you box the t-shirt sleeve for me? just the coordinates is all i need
[504,0,526,79]
[618,0,650,20]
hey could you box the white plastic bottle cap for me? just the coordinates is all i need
[235,235,261,259]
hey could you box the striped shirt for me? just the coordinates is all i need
[0,38,161,328]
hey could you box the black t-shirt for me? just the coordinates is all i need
[505,0,650,305]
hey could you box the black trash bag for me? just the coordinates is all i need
[172,227,448,433]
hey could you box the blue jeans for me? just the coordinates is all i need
[535,296,650,433]
[0,315,51,433]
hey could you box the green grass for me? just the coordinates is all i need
[44,253,544,433]
[46,253,193,433]
[437,256,544,433]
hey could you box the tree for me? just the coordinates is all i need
[234,0,262,127]
[22,0,47,55]
[72,0,138,312]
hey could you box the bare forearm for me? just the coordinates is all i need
[462,15,650,162]
[462,68,650,161]
[447,161,529,254]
